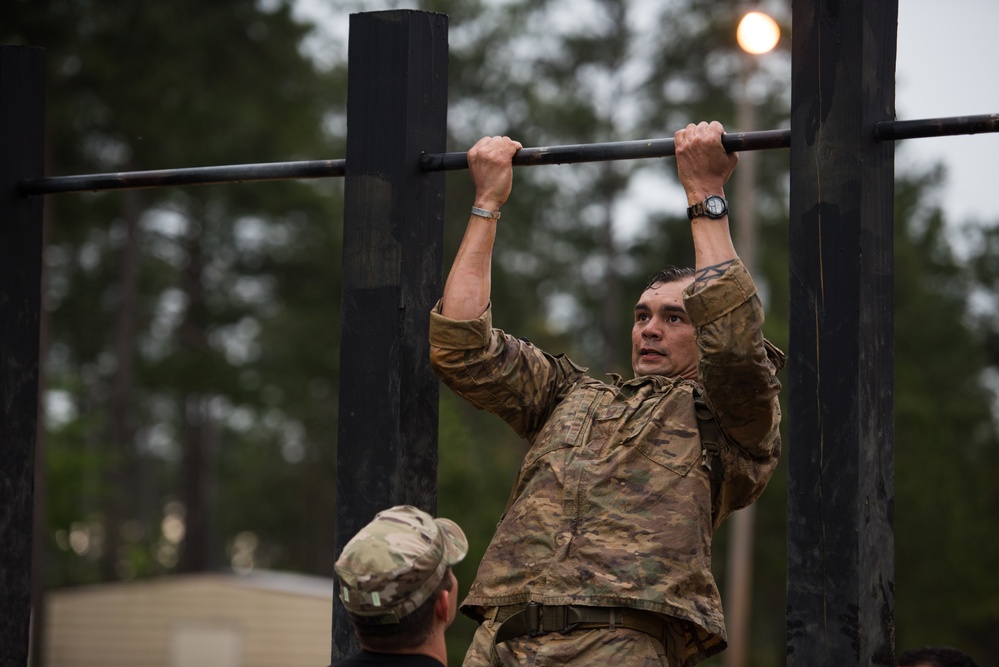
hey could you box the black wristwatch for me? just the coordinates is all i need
[686,195,728,220]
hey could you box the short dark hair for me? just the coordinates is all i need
[897,646,978,667]
[350,566,453,651]
[645,266,695,291]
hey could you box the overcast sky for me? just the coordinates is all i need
[896,1,999,227]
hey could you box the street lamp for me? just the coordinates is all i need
[725,10,779,667]
[737,11,781,55]
[731,10,780,275]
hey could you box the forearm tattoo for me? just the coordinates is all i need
[694,259,736,287]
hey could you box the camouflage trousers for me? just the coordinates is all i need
[462,616,678,667]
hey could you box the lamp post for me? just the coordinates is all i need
[725,10,780,667]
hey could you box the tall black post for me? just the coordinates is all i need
[787,1,897,666]
[332,10,448,661]
[0,45,45,666]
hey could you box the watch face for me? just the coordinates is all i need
[705,196,726,216]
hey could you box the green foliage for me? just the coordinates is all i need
[7,0,346,583]
[891,169,999,660]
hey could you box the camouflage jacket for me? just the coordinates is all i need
[429,260,784,667]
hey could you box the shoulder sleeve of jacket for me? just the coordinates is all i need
[429,299,586,440]
[683,261,784,458]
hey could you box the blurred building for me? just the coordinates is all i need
[44,570,335,667]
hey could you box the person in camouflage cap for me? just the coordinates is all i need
[429,122,785,667]
[333,505,469,667]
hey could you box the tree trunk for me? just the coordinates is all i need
[101,188,143,581]
[598,171,624,373]
[177,225,213,573]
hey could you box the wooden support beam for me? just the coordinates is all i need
[332,10,449,661]
[787,1,897,665]
[0,45,45,667]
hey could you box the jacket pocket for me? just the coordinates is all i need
[635,427,701,476]
[523,390,598,466]
[630,402,702,476]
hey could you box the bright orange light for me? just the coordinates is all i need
[737,11,780,55]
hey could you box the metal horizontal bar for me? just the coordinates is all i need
[18,113,998,197]
[419,129,792,172]
[18,158,347,196]
[876,113,999,141]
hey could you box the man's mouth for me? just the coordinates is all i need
[640,348,665,358]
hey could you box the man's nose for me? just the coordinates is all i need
[642,321,662,338]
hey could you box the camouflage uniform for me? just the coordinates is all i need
[429,261,784,667]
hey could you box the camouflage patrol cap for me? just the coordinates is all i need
[335,505,468,624]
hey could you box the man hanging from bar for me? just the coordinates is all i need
[429,121,785,667]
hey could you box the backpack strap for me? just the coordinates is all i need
[692,388,724,512]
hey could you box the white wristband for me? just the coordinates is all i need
[471,206,501,220]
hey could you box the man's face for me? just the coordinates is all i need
[630,278,698,380]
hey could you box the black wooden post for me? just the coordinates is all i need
[0,45,45,666]
[332,10,448,661]
[787,1,897,665]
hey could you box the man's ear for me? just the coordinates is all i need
[434,589,451,622]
